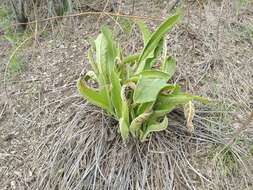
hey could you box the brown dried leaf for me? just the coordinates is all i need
[184,101,195,133]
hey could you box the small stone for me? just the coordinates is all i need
[28,170,33,177]
[10,181,16,189]
[14,171,22,177]
[3,133,15,141]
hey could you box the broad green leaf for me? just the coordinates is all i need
[161,56,176,80]
[101,26,118,72]
[133,76,168,104]
[150,85,182,117]
[153,105,175,118]
[155,93,208,110]
[95,33,105,73]
[143,38,164,70]
[121,100,129,124]
[134,38,164,73]
[162,37,168,63]
[111,70,122,118]
[141,116,168,141]
[95,26,117,79]
[136,21,164,71]
[136,20,151,45]
[129,112,152,137]
[127,70,169,82]
[119,118,129,141]
[136,11,181,73]
[77,78,113,115]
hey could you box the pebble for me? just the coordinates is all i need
[10,181,16,189]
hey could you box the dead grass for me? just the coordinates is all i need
[0,0,253,189]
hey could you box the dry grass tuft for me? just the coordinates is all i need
[33,104,252,189]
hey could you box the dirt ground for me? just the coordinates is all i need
[0,0,253,189]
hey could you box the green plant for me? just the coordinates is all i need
[0,5,28,75]
[216,146,240,175]
[77,11,207,141]
[0,6,8,18]
[8,54,23,73]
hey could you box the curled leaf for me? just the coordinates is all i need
[129,112,152,137]
[118,83,131,141]
[84,70,98,82]
[141,116,168,141]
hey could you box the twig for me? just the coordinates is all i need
[11,11,164,27]
[3,36,33,102]
[0,102,7,120]
[96,0,111,26]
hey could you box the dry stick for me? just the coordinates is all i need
[33,0,38,44]
[112,0,124,32]
[11,11,164,27]
[96,0,110,27]
[0,102,7,120]
[131,0,135,14]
